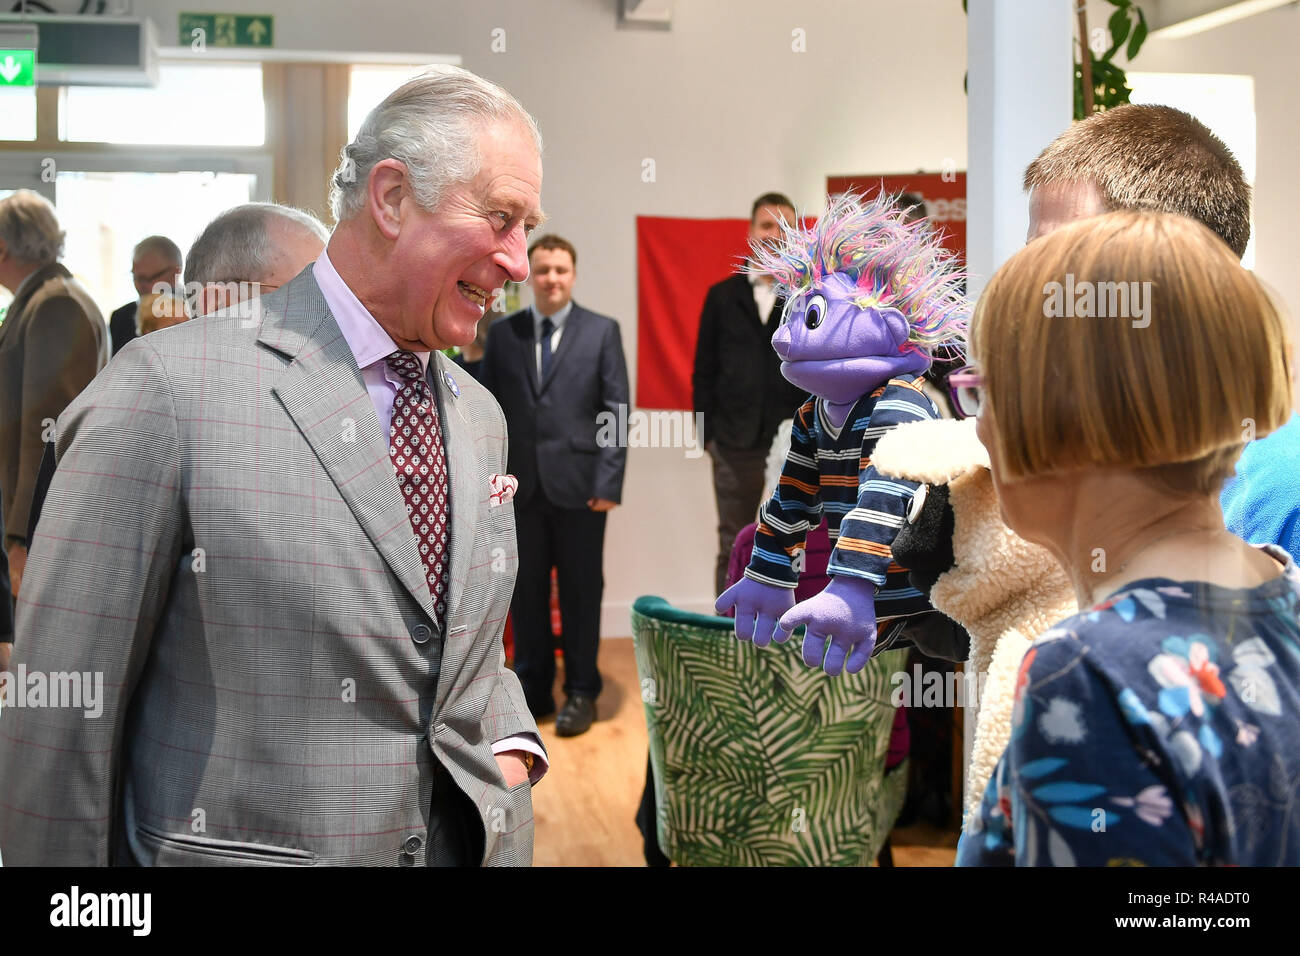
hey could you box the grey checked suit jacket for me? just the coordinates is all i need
[0,266,540,866]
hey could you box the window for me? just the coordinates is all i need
[55,170,257,316]
[0,85,36,141]
[1126,72,1256,268]
[61,62,265,146]
[347,64,438,141]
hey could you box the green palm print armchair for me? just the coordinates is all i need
[631,595,908,866]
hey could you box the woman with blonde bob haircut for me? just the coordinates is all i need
[956,210,1300,866]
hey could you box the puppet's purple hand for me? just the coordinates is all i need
[715,577,796,647]
[777,575,878,676]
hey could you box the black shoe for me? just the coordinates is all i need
[528,698,556,721]
[554,695,596,737]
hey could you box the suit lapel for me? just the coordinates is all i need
[539,305,582,395]
[732,274,762,329]
[264,271,438,624]
[511,310,540,397]
[427,353,479,629]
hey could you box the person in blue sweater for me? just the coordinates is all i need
[957,211,1298,866]
[1022,103,1299,563]
[1222,410,1300,562]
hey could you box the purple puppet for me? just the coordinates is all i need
[714,191,967,675]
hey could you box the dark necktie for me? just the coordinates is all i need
[539,317,555,380]
[386,350,450,624]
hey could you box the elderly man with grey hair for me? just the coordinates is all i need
[0,190,107,618]
[185,202,328,316]
[108,235,183,356]
[0,66,546,866]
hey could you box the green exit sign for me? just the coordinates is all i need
[0,49,35,87]
[180,13,274,48]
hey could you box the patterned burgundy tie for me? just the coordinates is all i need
[386,350,451,624]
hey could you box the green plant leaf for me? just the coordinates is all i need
[1126,12,1148,60]
[1108,7,1131,49]
[632,608,908,866]
[1092,58,1121,81]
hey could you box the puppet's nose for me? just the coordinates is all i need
[771,322,791,359]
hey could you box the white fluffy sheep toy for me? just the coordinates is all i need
[872,416,1080,825]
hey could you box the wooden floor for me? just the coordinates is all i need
[528,637,959,867]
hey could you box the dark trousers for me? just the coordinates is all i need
[511,489,606,710]
[708,441,770,597]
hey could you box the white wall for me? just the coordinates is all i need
[133,0,971,634]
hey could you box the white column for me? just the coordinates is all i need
[961,0,1074,816]
[966,0,1075,298]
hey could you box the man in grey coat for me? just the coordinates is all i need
[0,66,546,866]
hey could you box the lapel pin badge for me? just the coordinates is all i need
[444,370,460,397]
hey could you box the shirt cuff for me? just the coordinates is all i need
[492,734,549,783]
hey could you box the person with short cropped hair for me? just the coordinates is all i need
[956,210,1300,866]
[1022,102,1299,563]
[184,203,328,316]
[1023,103,1251,256]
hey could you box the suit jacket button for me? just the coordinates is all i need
[412,624,433,645]
[404,835,423,855]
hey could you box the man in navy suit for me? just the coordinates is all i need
[481,235,629,736]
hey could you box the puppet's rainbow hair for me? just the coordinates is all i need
[746,190,968,355]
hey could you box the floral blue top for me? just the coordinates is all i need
[956,544,1300,866]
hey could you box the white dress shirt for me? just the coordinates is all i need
[750,272,778,325]
[532,299,573,378]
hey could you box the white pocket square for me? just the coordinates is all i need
[488,473,518,507]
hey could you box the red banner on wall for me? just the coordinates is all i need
[635,172,966,411]
[636,216,750,411]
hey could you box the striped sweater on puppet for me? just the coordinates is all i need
[748,383,936,618]
[717,191,968,675]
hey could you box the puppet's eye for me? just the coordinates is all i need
[804,294,826,329]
